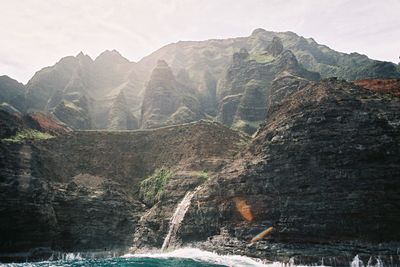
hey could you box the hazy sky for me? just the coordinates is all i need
[1,0,400,83]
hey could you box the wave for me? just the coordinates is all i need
[123,247,324,267]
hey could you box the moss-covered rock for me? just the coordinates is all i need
[139,168,173,206]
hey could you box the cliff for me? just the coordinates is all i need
[178,79,400,265]
[0,120,247,262]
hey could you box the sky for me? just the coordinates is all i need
[1,0,399,83]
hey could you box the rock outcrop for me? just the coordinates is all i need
[140,60,203,128]
[0,110,70,139]
[217,47,319,134]
[0,75,26,112]
[266,36,284,57]
[178,79,400,265]
[0,120,248,262]
[107,92,138,130]
[53,99,92,130]
[354,78,400,96]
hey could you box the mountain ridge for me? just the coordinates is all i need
[1,28,400,133]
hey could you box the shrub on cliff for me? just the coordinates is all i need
[139,168,173,206]
[2,129,53,143]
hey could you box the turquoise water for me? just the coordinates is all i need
[1,257,225,267]
[0,248,269,267]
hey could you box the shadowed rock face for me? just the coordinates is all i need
[0,76,26,112]
[0,110,70,139]
[178,79,400,263]
[267,36,284,57]
[0,120,248,262]
[140,60,203,128]
[107,92,138,130]
[53,99,92,130]
[268,74,311,111]
[217,47,320,134]
[23,51,142,130]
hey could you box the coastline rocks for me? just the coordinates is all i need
[179,79,400,263]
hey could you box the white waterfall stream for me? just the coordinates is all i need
[161,189,197,251]
[351,255,364,267]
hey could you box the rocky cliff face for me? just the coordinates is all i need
[176,79,400,264]
[23,51,142,130]
[0,110,70,139]
[107,92,138,130]
[217,42,319,134]
[0,75,26,112]
[354,78,400,96]
[140,60,203,128]
[0,120,247,262]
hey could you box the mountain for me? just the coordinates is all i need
[136,28,400,85]
[1,28,400,264]
[1,28,400,134]
[24,51,143,130]
[216,40,320,134]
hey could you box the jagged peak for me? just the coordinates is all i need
[148,59,175,83]
[95,49,129,63]
[76,51,93,63]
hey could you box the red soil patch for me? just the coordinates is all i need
[354,79,400,97]
[27,112,71,136]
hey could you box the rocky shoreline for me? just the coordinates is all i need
[1,79,400,264]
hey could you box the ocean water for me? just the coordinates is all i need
[1,248,272,267]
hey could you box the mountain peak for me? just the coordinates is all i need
[251,28,268,36]
[76,51,93,63]
[95,49,128,64]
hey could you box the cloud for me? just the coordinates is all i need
[0,0,399,83]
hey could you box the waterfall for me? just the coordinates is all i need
[352,255,364,267]
[367,257,384,267]
[161,190,197,251]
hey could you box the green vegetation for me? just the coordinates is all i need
[232,119,263,134]
[139,168,173,206]
[249,53,274,63]
[3,129,53,143]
